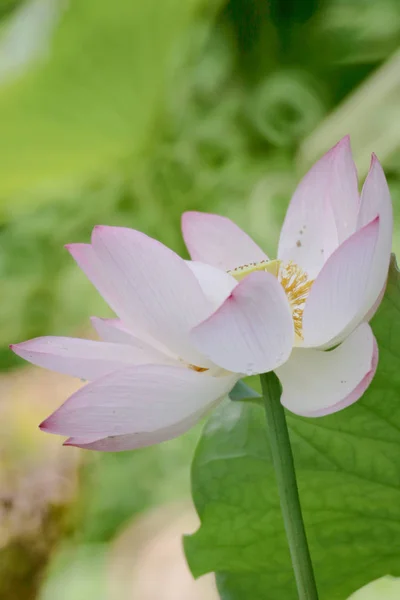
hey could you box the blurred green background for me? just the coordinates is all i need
[1,0,400,598]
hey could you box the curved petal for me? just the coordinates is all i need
[182,211,268,271]
[327,136,360,242]
[357,154,393,317]
[67,243,164,353]
[90,317,141,345]
[90,317,175,359]
[87,226,213,366]
[191,271,294,375]
[67,243,127,319]
[10,336,170,380]
[40,365,237,437]
[186,261,237,309]
[64,403,214,451]
[278,137,359,277]
[276,323,378,416]
[302,217,379,348]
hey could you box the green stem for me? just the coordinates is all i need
[260,371,319,600]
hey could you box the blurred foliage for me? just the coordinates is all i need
[0,0,23,19]
[0,0,400,597]
[72,427,200,544]
[0,0,219,207]
[0,503,66,600]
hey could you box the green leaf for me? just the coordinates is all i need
[0,0,220,216]
[185,256,400,600]
[229,380,262,404]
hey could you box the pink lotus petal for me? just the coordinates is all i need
[363,277,387,324]
[90,317,139,344]
[68,243,169,350]
[67,243,124,318]
[63,403,215,451]
[278,137,359,277]
[182,211,268,271]
[88,226,213,366]
[185,261,237,309]
[302,217,380,348]
[326,136,360,242]
[68,226,216,367]
[40,365,237,438]
[10,336,170,380]
[90,317,175,359]
[191,271,294,375]
[64,433,104,445]
[277,323,377,416]
[357,154,393,318]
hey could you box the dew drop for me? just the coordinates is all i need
[245,363,256,376]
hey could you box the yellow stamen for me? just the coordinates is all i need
[278,261,313,340]
[188,364,209,373]
[228,259,313,340]
[228,259,280,281]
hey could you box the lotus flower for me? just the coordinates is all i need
[11,137,392,451]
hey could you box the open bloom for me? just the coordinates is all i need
[11,137,392,451]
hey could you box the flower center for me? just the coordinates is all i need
[278,261,313,340]
[228,259,313,340]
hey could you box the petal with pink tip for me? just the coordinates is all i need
[276,323,377,416]
[64,403,214,451]
[326,136,360,242]
[302,218,380,348]
[357,154,393,317]
[40,365,237,437]
[10,336,171,380]
[191,271,294,375]
[278,137,359,277]
[84,226,213,366]
[182,211,268,271]
[186,261,237,309]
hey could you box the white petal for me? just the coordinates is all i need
[302,218,379,348]
[10,336,169,380]
[185,261,237,309]
[90,317,175,359]
[191,271,294,375]
[357,154,393,317]
[277,323,378,416]
[278,138,359,277]
[64,404,213,451]
[182,211,268,271]
[40,365,237,437]
[327,136,360,242]
[67,243,168,353]
[89,226,213,366]
[67,243,127,319]
[90,316,140,344]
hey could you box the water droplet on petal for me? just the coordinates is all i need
[245,363,256,376]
